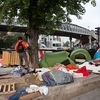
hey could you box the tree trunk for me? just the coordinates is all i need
[29,29,39,68]
[28,0,39,68]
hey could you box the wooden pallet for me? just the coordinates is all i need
[0,83,16,95]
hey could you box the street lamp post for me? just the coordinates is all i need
[95,27,100,48]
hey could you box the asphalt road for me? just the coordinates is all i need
[0,88,100,100]
[71,88,100,100]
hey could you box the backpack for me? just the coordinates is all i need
[17,41,24,53]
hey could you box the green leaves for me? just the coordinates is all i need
[91,0,96,6]
[0,0,96,67]
[0,0,96,33]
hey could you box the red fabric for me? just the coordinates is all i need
[65,64,78,70]
[74,66,90,76]
[39,50,44,59]
[93,58,100,64]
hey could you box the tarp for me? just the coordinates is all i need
[94,49,100,59]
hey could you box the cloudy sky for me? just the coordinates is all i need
[62,0,100,42]
[71,0,100,30]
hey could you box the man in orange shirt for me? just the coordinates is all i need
[15,36,29,69]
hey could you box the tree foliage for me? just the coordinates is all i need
[0,0,96,67]
[0,32,24,49]
[0,0,96,30]
[63,41,70,47]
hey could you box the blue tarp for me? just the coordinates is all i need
[94,49,100,59]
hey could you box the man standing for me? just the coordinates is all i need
[15,36,29,69]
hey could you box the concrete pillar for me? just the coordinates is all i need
[89,35,92,49]
[97,28,100,48]
[69,37,72,49]
[95,27,100,48]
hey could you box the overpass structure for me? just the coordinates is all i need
[53,23,97,49]
[54,23,97,39]
[0,22,97,49]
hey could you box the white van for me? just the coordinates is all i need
[51,41,63,50]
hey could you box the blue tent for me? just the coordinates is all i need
[94,49,100,59]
